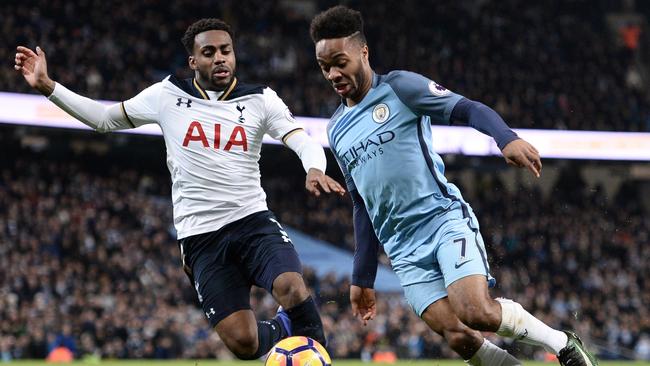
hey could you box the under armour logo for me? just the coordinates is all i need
[205,308,216,318]
[176,98,192,108]
[236,103,246,123]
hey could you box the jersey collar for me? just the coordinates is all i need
[191,77,238,101]
[192,78,210,100]
[371,71,380,88]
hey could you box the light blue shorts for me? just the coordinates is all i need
[392,217,495,317]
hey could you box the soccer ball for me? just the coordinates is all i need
[265,336,332,366]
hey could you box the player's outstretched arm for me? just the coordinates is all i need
[14,46,142,133]
[284,131,346,197]
[450,98,542,177]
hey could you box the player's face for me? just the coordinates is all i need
[315,37,372,105]
[189,30,236,90]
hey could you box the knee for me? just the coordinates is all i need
[222,330,259,359]
[455,299,501,331]
[273,273,309,306]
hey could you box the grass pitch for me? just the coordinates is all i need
[5,361,650,366]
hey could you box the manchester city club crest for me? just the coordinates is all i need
[372,103,390,123]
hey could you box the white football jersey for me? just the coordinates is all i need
[121,76,301,239]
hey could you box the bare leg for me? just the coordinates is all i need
[447,275,568,353]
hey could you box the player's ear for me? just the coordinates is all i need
[188,55,197,70]
[361,45,369,63]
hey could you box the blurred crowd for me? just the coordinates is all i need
[2,0,650,131]
[0,143,648,361]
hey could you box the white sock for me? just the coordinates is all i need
[496,298,568,354]
[466,339,521,366]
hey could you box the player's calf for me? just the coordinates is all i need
[421,298,484,359]
[224,334,259,359]
[216,315,259,359]
[272,272,327,347]
[421,296,520,365]
[215,310,285,360]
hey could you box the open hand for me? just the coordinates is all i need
[305,168,346,197]
[501,139,542,178]
[350,285,376,326]
[14,46,55,96]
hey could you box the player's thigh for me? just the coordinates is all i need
[436,221,493,291]
[446,274,497,322]
[421,296,471,334]
[237,211,304,293]
[401,277,448,317]
[188,237,253,328]
[392,240,447,316]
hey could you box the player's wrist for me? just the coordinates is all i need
[351,275,375,289]
[36,78,55,96]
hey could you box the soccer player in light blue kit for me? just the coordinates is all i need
[310,6,598,366]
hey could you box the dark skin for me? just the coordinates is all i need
[14,30,343,359]
[189,30,345,197]
[315,35,543,358]
[15,33,345,198]
[315,36,542,176]
[189,30,237,91]
[190,33,345,354]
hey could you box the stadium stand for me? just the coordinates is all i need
[2,0,650,361]
[2,0,650,131]
[0,129,648,360]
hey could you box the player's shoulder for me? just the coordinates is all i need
[378,70,429,90]
[164,75,204,98]
[378,70,454,101]
[228,79,267,100]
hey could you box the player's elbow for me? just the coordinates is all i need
[94,125,110,133]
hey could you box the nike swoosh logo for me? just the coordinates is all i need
[454,259,474,269]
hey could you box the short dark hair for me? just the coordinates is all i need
[310,5,366,44]
[182,18,233,54]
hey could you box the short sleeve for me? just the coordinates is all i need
[122,82,163,126]
[385,70,463,124]
[262,88,303,141]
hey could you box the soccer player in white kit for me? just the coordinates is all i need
[15,18,343,360]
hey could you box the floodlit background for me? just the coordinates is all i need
[1,0,649,362]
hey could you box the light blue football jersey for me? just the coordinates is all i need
[328,71,481,262]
